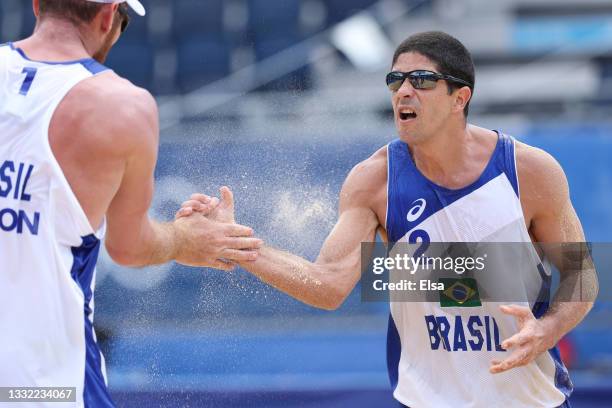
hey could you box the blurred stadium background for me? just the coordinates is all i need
[3,0,612,406]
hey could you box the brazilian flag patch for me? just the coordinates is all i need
[439,278,481,307]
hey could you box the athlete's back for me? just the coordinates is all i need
[0,43,114,406]
[0,2,264,406]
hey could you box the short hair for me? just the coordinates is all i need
[39,0,104,25]
[392,31,475,117]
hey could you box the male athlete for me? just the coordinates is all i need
[0,0,261,406]
[181,32,597,407]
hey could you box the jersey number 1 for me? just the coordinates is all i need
[19,67,38,96]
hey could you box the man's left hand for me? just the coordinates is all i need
[490,304,555,374]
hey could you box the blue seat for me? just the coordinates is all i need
[247,0,300,30]
[247,0,300,48]
[176,36,230,92]
[173,0,224,40]
[254,36,311,91]
[324,0,377,24]
[253,34,300,60]
[105,43,154,90]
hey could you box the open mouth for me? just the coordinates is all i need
[398,106,417,121]
[400,112,417,120]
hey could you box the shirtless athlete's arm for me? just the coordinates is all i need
[49,73,261,269]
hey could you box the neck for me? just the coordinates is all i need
[16,17,95,61]
[409,122,474,182]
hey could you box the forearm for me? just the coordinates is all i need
[106,218,179,267]
[539,302,592,348]
[539,265,598,347]
[239,246,352,310]
[138,220,180,266]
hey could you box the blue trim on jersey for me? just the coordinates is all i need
[531,288,574,399]
[386,131,519,242]
[501,134,520,197]
[79,59,109,75]
[532,263,552,318]
[70,235,115,408]
[549,346,574,399]
[387,314,402,390]
[7,42,110,73]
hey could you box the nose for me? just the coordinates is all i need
[396,77,416,98]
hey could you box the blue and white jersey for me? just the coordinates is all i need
[0,43,114,407]
[385,133,571,407]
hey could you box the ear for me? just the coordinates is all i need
[97,3,117,34]
[453,86,472,114]
[33,0,40,18]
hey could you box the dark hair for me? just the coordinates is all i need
[392,31,475,117]
[39,0,104,25]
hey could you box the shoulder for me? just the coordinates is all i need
[57,72,158,153]
[339,145,388,209]
[515,141,567,189]
[514,140,569,214]
[345,145,387,187]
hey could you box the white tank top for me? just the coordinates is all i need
[385,134,571,407]
[0,43,115,407]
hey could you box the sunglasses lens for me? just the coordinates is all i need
[386,72,405,92]
[409,72,438,89]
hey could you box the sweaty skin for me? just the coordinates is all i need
[181,52,596,373]
[16,0,261,269]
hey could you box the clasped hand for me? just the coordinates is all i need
[173,186,262,270]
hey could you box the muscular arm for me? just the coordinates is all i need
[51,74,259,269]
[236,156,385,310]
[102,87,260,268]
[491,144,597,374]
[102,88,175,265]
[519,144,597,346]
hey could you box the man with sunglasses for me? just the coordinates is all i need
[181,31,594,407]
[0,1,262,406]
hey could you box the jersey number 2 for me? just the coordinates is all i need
[19,67,37,96]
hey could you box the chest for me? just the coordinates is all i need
[386,171,529,243]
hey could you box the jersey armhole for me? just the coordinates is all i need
[385,142,396,240]
[501,133,520,198]
[384,143,390,232]
[42,79,100,238]
[512,138,521,199]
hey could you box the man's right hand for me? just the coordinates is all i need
[176,186,236,224]
[172,210,262,270]
[172,186,261,270]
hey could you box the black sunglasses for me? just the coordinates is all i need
[117,3,130,33]
[386,70,472,92]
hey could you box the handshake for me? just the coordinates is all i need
[171,186,262,270]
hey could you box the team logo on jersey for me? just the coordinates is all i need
[0,160,39,236]
[439,278,481,307]
[406,198,426,222]
[424,313,505,352]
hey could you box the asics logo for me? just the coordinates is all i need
[406,198,426,222]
